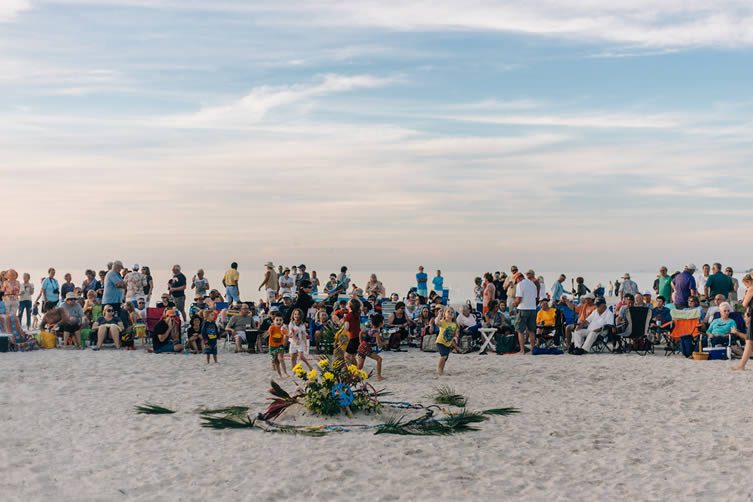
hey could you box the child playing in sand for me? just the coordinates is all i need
[357,313,385,381]
[288,308,313,371]
[201,310,220,364]
[32,302,40,329]
[267,314,288,377]
[436,307,459,376]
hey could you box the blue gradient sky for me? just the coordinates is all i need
[3,1,753,272]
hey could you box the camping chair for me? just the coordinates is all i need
[707,311,746,350]
[617,307,653,355]
[662,309,701,356]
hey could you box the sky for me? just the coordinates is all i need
[3,0,753,273]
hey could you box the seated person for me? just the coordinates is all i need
[704,294,727,325]
[483,300,513,334]
[156,294,175,309]
[310,309,330,346]
[185,314,204,353]
[570,298,614,354]
[535,298,557,339]
[633,292,650,309]
[133,297,147,322]
[456,304,480,340]
[563,293,596,348]
[60,292,86,348]
[83,290,98,317]
[687,296,704,318]
[150,309,184,353]
[92,304,125,350]
[616,294,635,325]
[707,302,745,346]
[652,295,672,326]
[189,294,209,317]
[226,303,259,353]
[386,301,414,350]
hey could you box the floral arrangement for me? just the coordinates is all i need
[265,358,382,418]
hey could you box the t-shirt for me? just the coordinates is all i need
[416,273,428,292]
[279,275,294,293]
[96,315,121,326]
[586,308,614,333]
[456,312,477,329]
[41,277,60,303]
[61,282,75,298]
[536,308,556,327]
[621,280,639,296]
[577,303,597,322]
[193,277,210,296]
[223,269,239,287]
[344,311,361,340]
[201,322,220,344]
[672,272,696,305]
[707,318,737,336]
[268,325,285,347]
[226,314,256,332]
[706,272,733,298]
[62,302,85,324]
[657,275,672,301]
[551,281,565,302]
[515,279,538,310]
[152,320,174,350]
[20,282,34,302]
[102,271,124,305]
[652,306,672,325]
[437,320,458,347]
[432,275,444,292]
[169,273,187,298]
[287,322,307,345]
[125,271,144,300]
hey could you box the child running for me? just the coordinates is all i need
[267,314,288,377]
[288,308,313,371]
[201,310,220,364]
[357,313,385,381]
[436,307,459,376]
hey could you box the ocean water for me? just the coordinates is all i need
[9,266,728,305]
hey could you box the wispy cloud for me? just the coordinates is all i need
[0,0,30,22]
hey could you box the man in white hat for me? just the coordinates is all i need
[619,273,639,299]
[258,262,279,304]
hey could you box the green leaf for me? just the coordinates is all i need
[482,407,519,416]
[200,406,250,418]
[200,414,256,430]
[135,403,176,415]
[431,386,468,407]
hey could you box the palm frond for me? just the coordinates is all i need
[269,380,292,400]
[431,386,467,407]
[135,403,176,415]
[200,406,250,418]
[261,423,328,437]
[482,407,519,416]
[200,414,256,430]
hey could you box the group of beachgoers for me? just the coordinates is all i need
[1,260,752,374]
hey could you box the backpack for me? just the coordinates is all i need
[496,334,517,354]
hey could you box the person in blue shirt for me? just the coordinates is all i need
[707,302,744,347]
[432,270,444,293]
[102,261,126,314]
[39,268,60,312]
[550,274,566,302]
[416,266,428,297]
[651,295,672,327]
[201,310,220,364]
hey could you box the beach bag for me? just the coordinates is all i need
[40,330,57,349]
[496,334,516,354]
[0,334,9,352]
[421,334,437,352]
[679,335,694,358]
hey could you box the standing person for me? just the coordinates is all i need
[608,280,614,297]
[705,263,733,300]
[337,266,351,293]
[289,280,315,324]
[482,273,496,315]
[258,262,279,304]
[432,270,444,293]
[124,265,145,306]
[60,273,75,299]
[551,274,567,303]
[416,266,428,298]
[310,271,320,295]
[726,267,739,304]
[514,270,539,355]
[266,314,288,377]
[222,263,239,304]
[278,268,294,296]
[168,264,187,320]
[654,266,672,303]
[614,279,620,298]
[287,308,313,371]
[473,277,483,313]
[297,264,310,288]
[733,274,753,371]
[82,270,100,298]
[696,264,711,301]
[193,268,211,299]
[18,273,34,329]
[141,266,154,306]
[2,269,21,317]
[201,310,220,364]
[436,307,459,376]
[342,299,362,365]
[357,313,385,380]
[619,273,639,299]
[38,268,60,313]
[504,266,519,308]
[102,261,126,315]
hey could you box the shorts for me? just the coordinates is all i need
[346,337,359,355]
[437,343,452,357]
[357,340,372,358]
[154,341,174,353]
[516,309,537,333]
[203,342,217,355]
[269,346,284,359]
[289,340,309,355]
[60,322,81,333]
[226,285,240,303]
[173,296,186,312]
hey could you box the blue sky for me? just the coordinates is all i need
[3,1,753,272]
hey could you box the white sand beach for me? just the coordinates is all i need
[3,350,753,501]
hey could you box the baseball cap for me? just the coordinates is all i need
[282,292,292,299]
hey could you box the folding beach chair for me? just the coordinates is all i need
[662,309,701,357]
[618,307,653,355]
[707,311,746,350]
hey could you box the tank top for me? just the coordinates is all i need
[267,270,279,290]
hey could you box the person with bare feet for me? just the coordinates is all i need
[357,313,385,381]
[436,307,459,376]
[514,270,539,354]
[733,274,753,371]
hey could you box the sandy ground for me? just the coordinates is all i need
[2,348,753,501]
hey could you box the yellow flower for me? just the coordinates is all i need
[318,359,330,369]
[359,370,368,380]
[323,372,334,382]
[307,369,319,381]
[292,363,303,373]
[332,360,344,369]
[347,364,359,374]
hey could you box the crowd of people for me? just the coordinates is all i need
[1,260,753,374]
